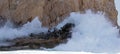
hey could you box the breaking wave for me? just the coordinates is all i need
[0,17,48,41]
[50,10,120,53]
[0,10,120,52]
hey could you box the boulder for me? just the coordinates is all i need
[0,0,118,28]
[0,23,75,51]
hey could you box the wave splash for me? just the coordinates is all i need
[0,10,120,52]
[0,17,48,41]
[51,10,120,52]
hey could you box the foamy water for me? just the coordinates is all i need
[50,10,120,52]
[0,10,120,53]
[0,0,120,53]
[0,17,48,41]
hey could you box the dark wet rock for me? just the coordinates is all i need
[0,23,75,51]
[0,16,7,27]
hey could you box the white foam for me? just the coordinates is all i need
[0,17,48,41]
[0,1,119,53]
[51,10,120,53]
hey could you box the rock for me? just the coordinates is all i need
[0,23,74,50]
[0,0,118,28]
[0,16,7,27]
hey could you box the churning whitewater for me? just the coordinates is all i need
[0,17,48,41]
[0,10,120,52]
[51,10,120,52]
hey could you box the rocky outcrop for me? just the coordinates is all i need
[0,0,118,28]
[0,23,75,51]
